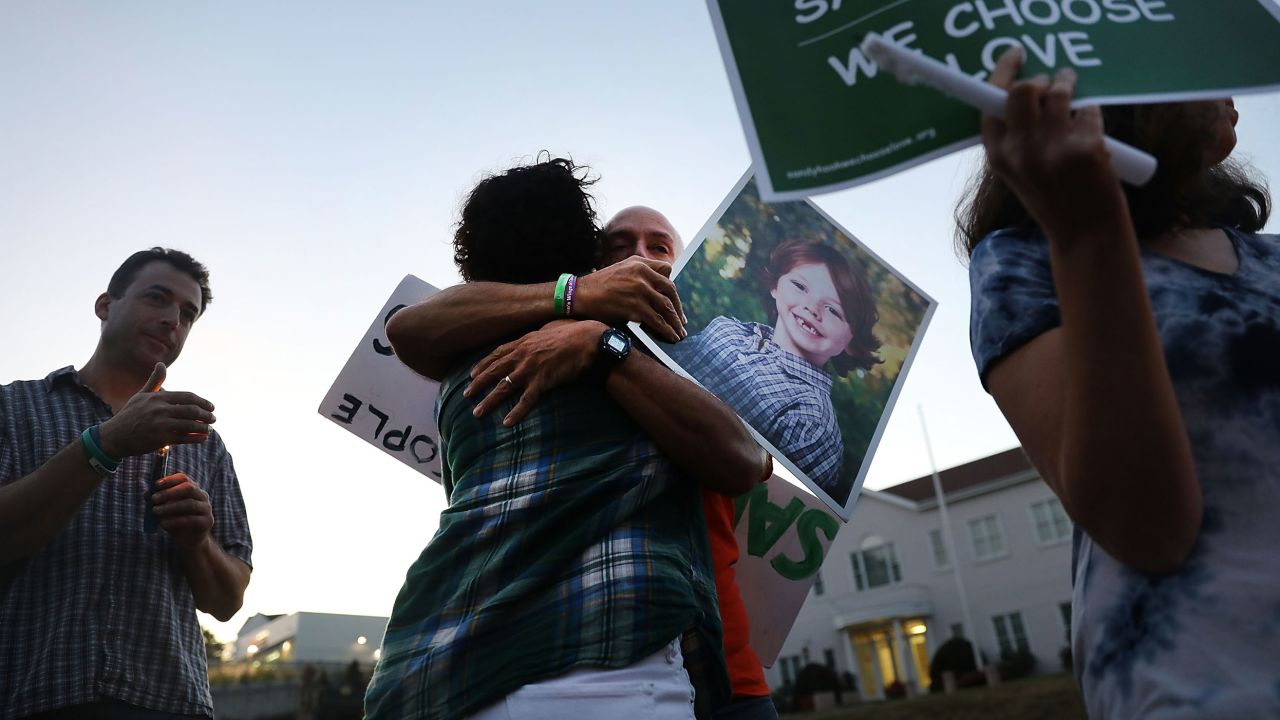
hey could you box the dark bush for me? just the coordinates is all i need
[928,637,980,693]
[793,662,844,706]
[998,649,1038,680]
[884,680,906,699]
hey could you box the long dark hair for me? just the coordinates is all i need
[453,153,601,283]
[761,240,881,375]
[957,102,1270,258]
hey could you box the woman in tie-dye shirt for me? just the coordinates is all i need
[962,49,1280,718]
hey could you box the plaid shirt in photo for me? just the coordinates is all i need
[667,316,843,491]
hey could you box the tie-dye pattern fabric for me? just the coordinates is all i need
[970,227,1280,719]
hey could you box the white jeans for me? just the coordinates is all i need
[467,637,697,720]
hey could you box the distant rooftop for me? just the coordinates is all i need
[236,612,286,636]
[878,447,1034,503]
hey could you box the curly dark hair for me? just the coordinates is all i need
[453,154,602,283]
[108,247,212,314]
[957,101,1270,258]
[760,240,882,376]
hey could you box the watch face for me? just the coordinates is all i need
[601,328,631,363]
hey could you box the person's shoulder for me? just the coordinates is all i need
[705,315,748,334]
[438,343,505,393]
[968,227,1061,385]
[969,227,1055,293]
[0,377,42,395]
[0,370,67,404]
[970,227,1049,266]
[193,426,234,460]
[676,315,750,355]
[1241,228,1280,253]
[205,425,229,446]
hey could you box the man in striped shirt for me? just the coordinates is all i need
[0,248,253,719]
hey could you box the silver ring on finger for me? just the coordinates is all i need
[503,375,515,388]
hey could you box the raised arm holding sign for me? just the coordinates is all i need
[964,47,1280,717]
[860,32,1157,185]
[708,0,1280,198]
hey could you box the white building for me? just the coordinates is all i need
[230,611,388,668]
[766,448,1074,699]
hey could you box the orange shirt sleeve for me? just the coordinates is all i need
[703,489,772,699]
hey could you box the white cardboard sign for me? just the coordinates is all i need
[318,275,444,482]
[734,475,841,666]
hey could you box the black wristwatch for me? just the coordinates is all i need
[598,327,632,372]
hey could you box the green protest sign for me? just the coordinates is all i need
[708,0,1280,199]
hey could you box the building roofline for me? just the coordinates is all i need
[913,467,1042,509]
[859,488,919,511]
[865,447,1041,511]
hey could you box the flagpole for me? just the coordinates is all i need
[918,405,984,673]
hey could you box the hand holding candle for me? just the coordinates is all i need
[144,446,169,533]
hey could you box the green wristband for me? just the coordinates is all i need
[81,425,120,475]
[554,273,573,316]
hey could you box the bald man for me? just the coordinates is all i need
[600,208,777,719]
[389,206,778,720]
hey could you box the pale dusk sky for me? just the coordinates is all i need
[4,1,1280,641]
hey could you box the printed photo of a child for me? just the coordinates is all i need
[641,173,935,518]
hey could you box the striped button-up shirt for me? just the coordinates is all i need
[667,316,843,492]
[364,349,727,720]
[0,367,253,719]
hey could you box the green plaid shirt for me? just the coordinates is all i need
[365,354,728,720]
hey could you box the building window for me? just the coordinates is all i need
[1059,601,1073,640]
[1030,498,1072,544]
[851,535,902,591]
[969,514,1007,561]
[992,612,1030,655]
[928,528,950,568]
[824,648,836,669]
[780,654,804,688]
[950,623,965,639]
[813,570,824,596]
